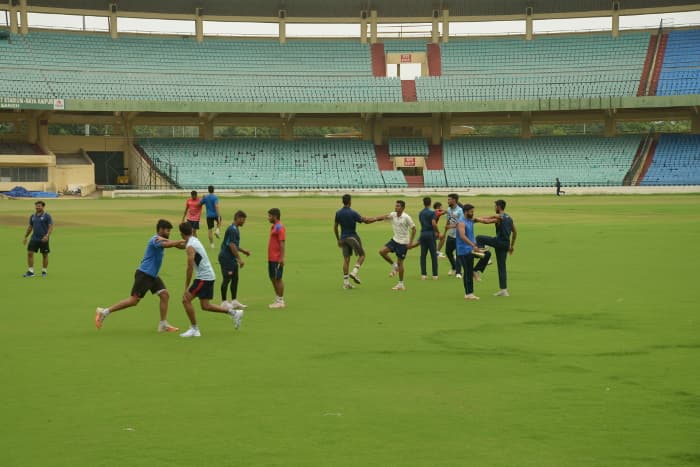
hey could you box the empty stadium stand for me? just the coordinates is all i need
[640,134,700,185]
[416,32,650,101]
[656,30,700,96]
[0,31,403,103]
[139,138,386,189]
[442,136,641,187]
[381,170,408,188]
[388,138,429,156]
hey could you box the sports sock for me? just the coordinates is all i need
[28,267,34,273]
[102,308,111,316]
[343,274,349,283]
[392,262,398,269]
[42,268,47,273]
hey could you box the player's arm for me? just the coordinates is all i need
[431,217,440,237]
[183,245,195,298]
[509,222,517,255]
[334,221,341,244]
[360,215,377,225]
[182,204,189,222]
[158,237,186,249]
[457,222,479,250]
[215,202,221,226]
[278,240,285,266]
[43,220,53,243]
[228,241,246,268]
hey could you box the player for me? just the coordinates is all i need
[95,219,185,332]
[418,197,440,280]
[178,222,243,337]
[200,185,221,248]
[182,190,202,237]
[556,178,566,196]
[433,201,447,258]
[474,199,518,297]
[333,194,377,289]
[219,210,250,309]
[22,200,53,277]
[374,200,416,291]
[456,204,486,301]
[267,208,286,308]
[443,193,464,278]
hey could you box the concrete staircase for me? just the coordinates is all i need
[371,43,387,77]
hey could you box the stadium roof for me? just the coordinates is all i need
[26,0,700,19]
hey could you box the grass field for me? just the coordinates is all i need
[1,194,699,467]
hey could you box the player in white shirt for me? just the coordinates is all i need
[372,200,416,291]
[177,222,243,337]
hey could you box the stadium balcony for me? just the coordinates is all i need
[138,138,387,189]
[640,134,700,186]
[442,136,642,187]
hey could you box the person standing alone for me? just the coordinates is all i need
[22,200,53,277]
[182,190,202,237]
[267,208,287,308]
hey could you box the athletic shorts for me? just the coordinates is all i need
[187,220,200,230]
[131,269,166,298]
[189,279,215,300]
[340,235,365,257]
[220,261,238,277]
[206,217,217,229]
[27,239,50,254]
[268,261,284,280]
[385,239,408,260]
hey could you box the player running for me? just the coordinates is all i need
[333,194,377,289]
[200,185,221,249]
[179,222,243,338]
[95,219,185,332]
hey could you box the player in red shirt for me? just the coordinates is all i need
[182,190,203,237]
[267,208,286,308]
[433,201,447,258]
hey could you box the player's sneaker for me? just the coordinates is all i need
[494,289,510,297]
[473,271,482,282]
[158,323,180,333]
[448,269,455,276]
[389,267,398,277]
[220,300,232,309]
[391,283,406,291]
[41,271,47,277]
[343,283,355,289]
[437,251,446,258]
[22,271,35,278]
[464,294,480,301]
[214,227,220,238]
[421,275,427,280]
[455,273,463,279]
[269,301,286,309]
[210,243,215,249]
[348,272,361,284]
[180,327,201,338]
[488,259,493,265]
[231,299,248,309]
[231,310,244,329]
[432,275,439,280]
[95,307,106,329]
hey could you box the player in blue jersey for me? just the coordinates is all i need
[474,199,518,297]
[219,210,250,309]
[94,219,185,332]
[456,204,486,301]
[22,201,53,277]
[200,185,221,249]
[418,197,440,280]
[333,194,377,289]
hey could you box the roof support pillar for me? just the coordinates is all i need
[525,8,533,41]
[195,8,204,43]
[370,10,378,44]
[442,10,449,43]
[431,113,441,145]
[604,111,617,137]
[612,9,620,38]
[279,18,286,44]
[109,3,118,39]
[9,5,18,34]
[521,111,532,138]
[360,14,368,44]
[19,0,28,35]
[441,113,452,141]
[690,111,699,134]
[431,14,439,44]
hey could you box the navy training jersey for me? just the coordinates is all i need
[335,206,363,239]
[29,212,53,241]
[418,207,436,233]
[496,213,513,243]
[219,224,241,263]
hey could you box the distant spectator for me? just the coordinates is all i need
[556,178,566,196]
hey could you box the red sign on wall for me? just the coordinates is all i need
[400,54,412,63]
[404,157,416,166]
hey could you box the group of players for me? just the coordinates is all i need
[20,189,515,337]
[334,193,517,300]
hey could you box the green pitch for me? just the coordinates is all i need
[1,194,698,467]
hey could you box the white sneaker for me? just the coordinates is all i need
[391,283,406,291]
[180,327,201,337]
[437,251,446,258]
[231,310,244,329]
[389,267,398,277]
[343,283,355,289]
[269,301,286,309]
[421,275,427,280]
[210,243,215,249]
[494,289,510,297]
[448,269,455,276]
[473,271,482,282]
[221,300,232,309]
[231,299,248,309]
[349,272,361,284]
[432,275,439,280]
[465,293,480,301]
[488,260,493,265]
[157,322,180,333]
[455,273,462,279]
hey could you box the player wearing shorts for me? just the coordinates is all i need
[182,190,202,237]
[374,200,416,291]
[200,185,221,249]
[333,194,377,289]
[267,208,286,308]
[22,200,53,277]
[219,210,250,309]
[95,219,185,332]
[179,222,243,338]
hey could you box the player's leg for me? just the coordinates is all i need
[155,288,179,332]
[347,237,364,284]
[476,235,498,249]
[494,247,509,296]
[419,234,429,277]
[391,245,407,290]
[379,244,394,265]
[220,265,232,303]
[445,236,457,275]
[268,262,286,308]
[24,241,37,276]
[179,287,201,337]
[206,218,215,248]
[473,250,491,281]
[428,235,438,278]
